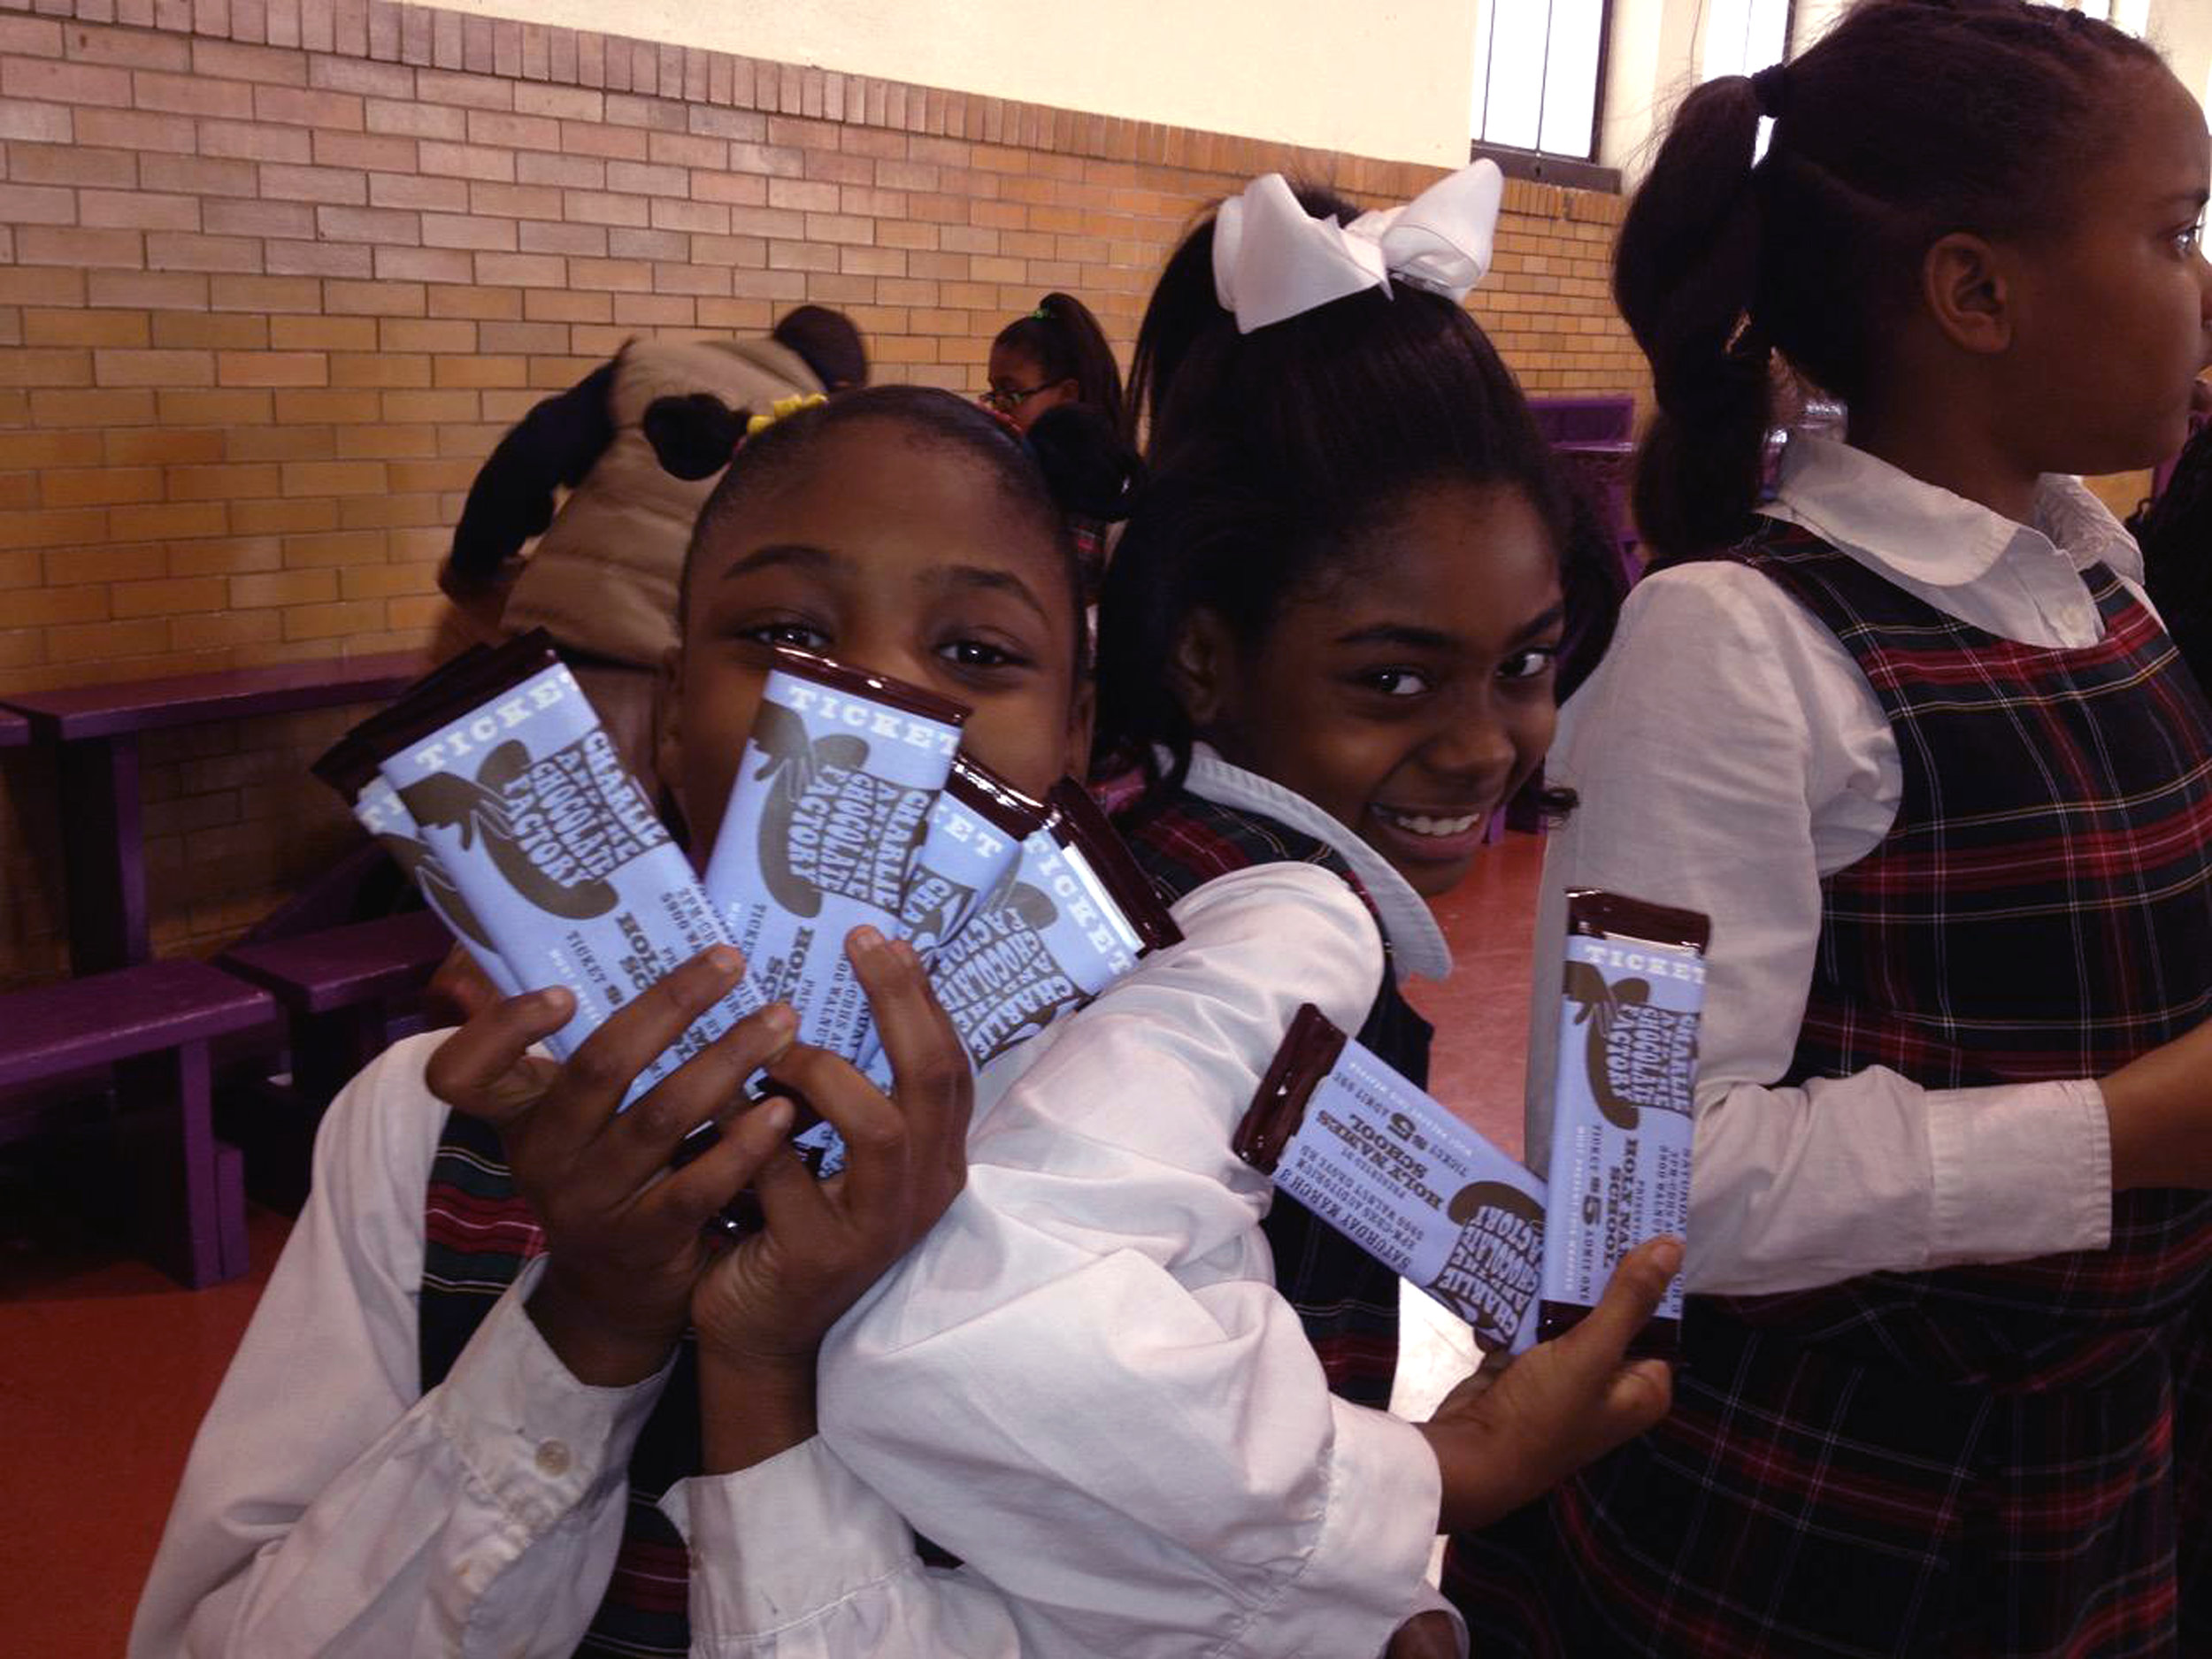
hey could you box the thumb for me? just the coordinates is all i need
[1552,1235,1681,1378]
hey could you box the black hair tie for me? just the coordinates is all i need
[1749,63,1790,120]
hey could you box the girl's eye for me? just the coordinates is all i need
[738,621,830,651]
[1500,647,1559,682]
[939,637,1029,670]
[1361,667,1432,698]
[2174,219,2204,257]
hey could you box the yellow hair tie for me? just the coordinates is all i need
[745,392,827,437]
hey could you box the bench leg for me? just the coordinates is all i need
[292,1002,388,1107]
[59,733,147,976]
[114,1039,249,1288]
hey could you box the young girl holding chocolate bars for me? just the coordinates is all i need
[813,170,1677,1659]
[132,389,1105,1657]
[1447,2,2212,1651]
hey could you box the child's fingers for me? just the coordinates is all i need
[747,1125,842,1246]
[1608,1358,1674,1434]
[539,946,751,1149]
[425,986,576,1126]
[590,1001,799,1202]
[760,1042,913,1228]
[1551,1236,1682,1379]
[636,1094,796,1236]
[849,928,972,1188]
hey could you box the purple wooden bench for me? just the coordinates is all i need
[0,710,27,749]
[219,911,456,1208]
[1527,394,1634,445]
[221,910,455,1104]
[0,960,276,1286]
[0,652,426,976]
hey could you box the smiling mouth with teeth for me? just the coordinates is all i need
[1374,806,1485,838]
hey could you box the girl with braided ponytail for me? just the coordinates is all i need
[1448,2,2212,1652]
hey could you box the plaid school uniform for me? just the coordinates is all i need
[1118,786,1432,1410]
[1446,522,2212,1656]
[420,1109,700,1659]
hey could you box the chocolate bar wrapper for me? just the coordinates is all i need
[368,646,758,1100]
[901,757,1044,956]
[702,648,966,1064]
[350,767,525,1002]
[851,757,1047,1087]
[926,780,1180,1070]
[1237,1005,1547,1356]
[1539,889,1709,1356]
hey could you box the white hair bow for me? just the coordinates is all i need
[1210,160,1504,334]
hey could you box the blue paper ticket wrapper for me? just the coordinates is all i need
[852,757,1047,1087]
[350,772,525,1002]
[926,780,1181,1071]
[1236,1004,1547,1356]
[703,647,967,1064]
[902,757,1043,956]
[361,642,762,1102]
[1540,889,1709,1357]
[312,644,527,1002]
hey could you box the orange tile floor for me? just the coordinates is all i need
[0,831,1545,1656]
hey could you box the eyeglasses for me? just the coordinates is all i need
[978,383,1054,413]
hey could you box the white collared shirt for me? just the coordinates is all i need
[1182,743,1454,983]
[820,855,1458,1657]
[133,856,1459,1657]
[1526,436,2130,1296]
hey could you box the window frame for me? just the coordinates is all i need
[1467,0,1620,188]
[1701,0,1798,88]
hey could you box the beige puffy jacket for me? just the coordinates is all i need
[501,335,825,668]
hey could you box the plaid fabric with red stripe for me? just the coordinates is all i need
[1116,783,1432,1410]
[1445,524,2212,1655]
[421,1107,702,1658]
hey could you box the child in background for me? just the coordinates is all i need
[437,305,868,791]
[817,170,1659,1659]
[982,291,1126,437]
[1449,2,2212,1651]
[985,293,1133,586]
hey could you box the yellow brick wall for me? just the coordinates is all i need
[0,0,1646,987]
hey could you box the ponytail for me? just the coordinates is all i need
[1614,74,1771,566]
[994,293,1129,438]
[1618,0,2162,567]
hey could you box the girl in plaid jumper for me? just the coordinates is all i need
[1446,2,2212,1654]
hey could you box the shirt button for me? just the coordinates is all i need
[535,1440,572,1477]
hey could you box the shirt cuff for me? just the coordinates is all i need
[431,1256,674,1537]
[661,1438,917,1642]
[1926,1077,2112,1265]
[1228,1402,1442,1658]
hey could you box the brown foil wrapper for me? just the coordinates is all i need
[1044,778,1183,954]
[945,754,1048,840]
[761,642,972,731]
[1233,1002,1350,1174]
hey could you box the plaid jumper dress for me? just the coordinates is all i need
[1119,787,1432,1410]
[1445,523,2212,1656]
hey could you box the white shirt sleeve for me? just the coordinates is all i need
[818,862,1449,1659]
[663,1441,1023,1657]
[1526,565,2113,1297]
[128,1033,674,1659]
